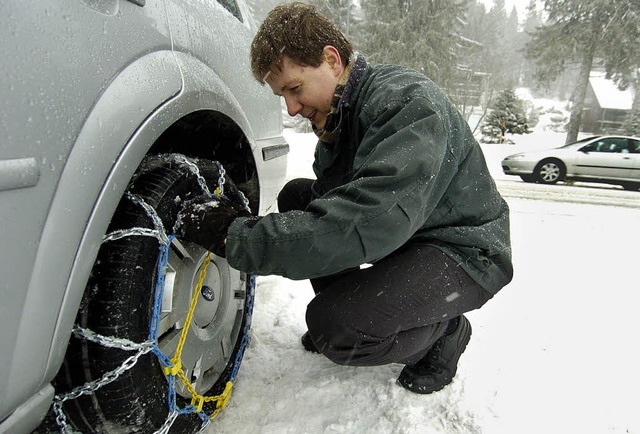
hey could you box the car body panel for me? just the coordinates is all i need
[571,137,638,179]
[572,150,636,179]
[0,1,287,431]
[0,385,53,434]
[1,1,178,424]
[6,49,183,419]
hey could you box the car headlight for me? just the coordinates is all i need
[504,154,526,160]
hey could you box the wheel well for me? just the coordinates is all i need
[148,110,259,212]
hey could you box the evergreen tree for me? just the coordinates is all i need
[308,0,357,40]
[481,89,531,143]
[484,0,510,87]
[503,6,522,86]
[459,2,535,113]
[456,1,503,126]
[468,0,525,90]
[525,0,640,143]
[358,0,471,91]
[599,3,640,136]
[520,0,542,87]
[460,2,492,71]
[244,0,287,23]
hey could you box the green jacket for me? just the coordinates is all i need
[227,60,513,294]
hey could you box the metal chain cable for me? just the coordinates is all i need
[51,160,254,433]
[52,342,154,433]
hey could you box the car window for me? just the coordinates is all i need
[604,138,630,153]
[586,138,629,153]
[581,140,605,152]
[217,0,243,22]
[629,139,640,153]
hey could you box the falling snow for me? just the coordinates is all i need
[206,117,640,434]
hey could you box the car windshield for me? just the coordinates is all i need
[559,136,601,149]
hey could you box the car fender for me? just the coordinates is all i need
[174,51,258,145]
[42,51,267,390]
[6,50,183,413]
[163,51,287,216]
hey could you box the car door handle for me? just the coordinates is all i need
[0,157,40,191]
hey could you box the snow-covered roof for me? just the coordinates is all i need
[589,72,634,110]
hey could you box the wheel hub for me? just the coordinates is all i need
[540,163,560,182]
[193,261,222,328]
[201,285,215,301]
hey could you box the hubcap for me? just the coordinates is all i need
[157,239,246,395]
[540,163,560,182]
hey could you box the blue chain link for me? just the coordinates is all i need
[147,233,256,422]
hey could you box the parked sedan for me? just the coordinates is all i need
[501,135,640,190]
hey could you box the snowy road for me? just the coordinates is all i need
[495,179,640,208]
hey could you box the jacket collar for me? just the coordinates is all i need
[313,52,368,144]
[340,52,368,112]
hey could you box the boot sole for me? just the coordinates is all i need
[301,331,320,353]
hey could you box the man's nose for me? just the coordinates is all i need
[284,95,302,117]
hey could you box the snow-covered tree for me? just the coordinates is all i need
[481,89,531,143]
[308,0,357,40]
[525,0,640,143]
[599,5,640,136]
[243,0,285,23]
[520,0,542,87]
[357,0,471,91]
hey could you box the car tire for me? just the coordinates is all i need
[620,182,640,191]
[519,174,536,183]
[52,154,254,433]
[534,159,565,184]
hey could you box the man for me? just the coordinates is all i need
[178,2,513,394]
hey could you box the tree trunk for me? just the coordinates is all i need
[565,32,596,144]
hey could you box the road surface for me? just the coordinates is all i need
[495,179,640,209]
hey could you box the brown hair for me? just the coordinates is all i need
[250,2,353,83]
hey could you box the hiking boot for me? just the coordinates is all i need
[397,316,472,394]
[301,331,320,353]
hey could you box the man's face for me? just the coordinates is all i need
[265,47,343,130]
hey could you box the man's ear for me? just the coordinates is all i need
[322,45,344,77]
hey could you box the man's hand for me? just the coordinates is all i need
[175,194,250,257]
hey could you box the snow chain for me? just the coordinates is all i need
[51,160,254,434]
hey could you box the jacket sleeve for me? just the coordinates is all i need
[226,95,459,280]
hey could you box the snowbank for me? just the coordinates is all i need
[206,127,639,434]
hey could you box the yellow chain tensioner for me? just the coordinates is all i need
[162,252,234,419]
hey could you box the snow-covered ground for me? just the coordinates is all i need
[208,123,640,434]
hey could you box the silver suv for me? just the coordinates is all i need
[0,1,288,433]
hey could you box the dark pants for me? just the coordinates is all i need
[278,178,492,367]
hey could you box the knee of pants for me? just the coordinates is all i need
[306,297,349,346]
[305,296,385,365]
